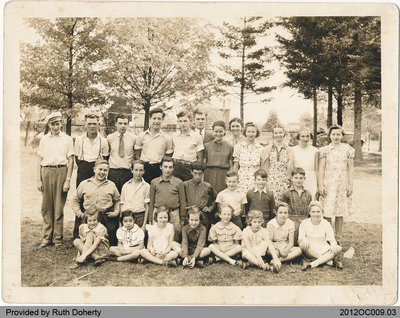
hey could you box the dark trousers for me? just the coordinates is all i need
[99,211,119,246]
[143,162,162,184]
[76,160,96,188]
[231,215,243,230]
[108,168,133,193]
[172,161,192,181]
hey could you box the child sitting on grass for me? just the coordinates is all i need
[266,202,303,269]
[71,209,110,268]
[171,206,211,268]
[208,205,243,267]
[140,205,179,267]
[109,210,145,262]
[241,210,280,272]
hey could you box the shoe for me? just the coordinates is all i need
[94,258,105,266]
[242,260,249,270]
[302,261,311,271]
[162,260,177,267]
[333,259,344,270]
[262,263,270,271]
[207,256,215,265]
[68,262,81,270]
[38,242,51,249]
[54,243,62,249]
[195,260,204,268]
[176,257,183,266]
[234,260,243,268]
[138,256,146,264]
[272,264,280,273]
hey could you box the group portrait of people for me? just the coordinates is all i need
[36,107,354,273]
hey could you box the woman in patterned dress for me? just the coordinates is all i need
[318,125,354,243]
[204,121,233,193]
[233,122,264,194]
[262,125,294,202]
[291,127,319,199]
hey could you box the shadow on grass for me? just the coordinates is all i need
[21,218,382,287]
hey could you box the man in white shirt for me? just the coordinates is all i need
[134,108,173,184]
[37,112,74,248]
[106,114,136,193]
[74,114,109,187]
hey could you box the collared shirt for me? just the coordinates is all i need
[182,179,216,210]
[266,218,295,243]
[246,187,275,221]
[135,129,173,164]
[215,188,247,216]
[149,176,185,222]
[120,178,150,213]
[74,133,109,162]
[38,132,74,166]
[107,131,136,169]
[223,134,246,147]
[116,224,145,250]
[242,226,270,247]
[71,177,120,216]
[181,223,207,259]
[282,186,312,216]
[208,221,242,244]
[172,130,204,162]
[79,222,109,245]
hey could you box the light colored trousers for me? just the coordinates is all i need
[41,166,67,244]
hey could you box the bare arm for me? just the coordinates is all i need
[63,155,74,192]
[196,150,203,162]
[347,158,354,196]
[314,151,319,188]
[37,156,43,191]
[318,157,326,195]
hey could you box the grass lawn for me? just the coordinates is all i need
[21,218,382,287]
[20,145,382,287]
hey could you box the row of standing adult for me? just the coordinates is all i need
[36,109,353,249]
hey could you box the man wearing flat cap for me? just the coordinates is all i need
[37,112,74,248]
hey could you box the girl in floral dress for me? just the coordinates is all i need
[233,123,264,194]
[262,126,294,202]
[318,125,354,243]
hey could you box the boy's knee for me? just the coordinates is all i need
[73,238,80,247]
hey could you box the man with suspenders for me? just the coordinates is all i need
[74,114,109,187]
[73,113,109,238]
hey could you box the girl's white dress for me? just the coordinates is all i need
[298,218,335,255]
[147,223,174,254]
[292,145,318,198]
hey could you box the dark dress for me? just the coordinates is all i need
[204,140,233,193]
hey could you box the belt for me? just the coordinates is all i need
[173,159,192,165]
[133,211,145,214]
[43,165,66,168]
[109,167,130,171]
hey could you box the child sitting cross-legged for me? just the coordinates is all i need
[266,202,303,270]
[140,205,179,267]
[109,210,145,262]
[241,210,280,272]
[171,206,211,268]
[208,205,243,267]
[70,208,111,268]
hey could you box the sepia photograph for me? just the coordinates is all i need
[3,1,398,305]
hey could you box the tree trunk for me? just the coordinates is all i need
[25,120,31,146]
[143,100,151,131]
[327,83,333,127]
[353,79,363,160]
[239,17,246,122]
[313,86,317,147]
[337,94,343,126]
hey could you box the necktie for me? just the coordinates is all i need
[199,129,203,138]
[118,134,125,158]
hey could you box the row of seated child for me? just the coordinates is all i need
[71,200,343,272]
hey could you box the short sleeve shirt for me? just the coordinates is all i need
[298,218,335,243]
[74,133,109,162]
[215,188,247,215]
[116,224,145,250]
[120,179,150,213]
[107,131,136,169]
[171,130,204,162]
[208,221,242,244]
[38,132,74,166]
[242,226,269,247]
[135,130,173,164]
[267,218,295,243]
